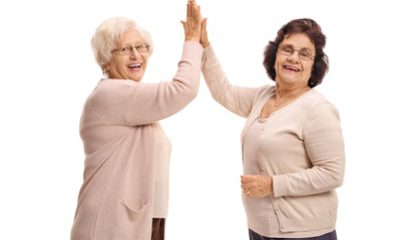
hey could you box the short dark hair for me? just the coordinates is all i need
[263,18,329,88]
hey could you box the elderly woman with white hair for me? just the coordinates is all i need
[70,1,203,240]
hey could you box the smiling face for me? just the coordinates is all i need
[274,33,315,89]
[106,29,150,81]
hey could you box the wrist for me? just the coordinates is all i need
[269,176,273,195]
[201,41,210,48]
[185,36,200,42]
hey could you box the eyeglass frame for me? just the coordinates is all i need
[277,44,314,61]
[111,44,151,56]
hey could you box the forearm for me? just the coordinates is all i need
[272,163,344,197]
[201,46,258,117]
[124,41,203,125]
[273,103,345,197]
[172,41,203,96]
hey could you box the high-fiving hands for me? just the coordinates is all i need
[182,0,202,42]
[182,0,210,48]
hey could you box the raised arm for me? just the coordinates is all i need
[122,0,203,125]
[200,19,261,118]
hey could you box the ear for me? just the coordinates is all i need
[101,63,111,77]
[102,63,110,71]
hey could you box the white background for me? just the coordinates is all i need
[1,0,419,239]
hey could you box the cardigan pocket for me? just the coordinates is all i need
[120,200,149,222]
[113,200,151,239]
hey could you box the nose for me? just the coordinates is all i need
[129,49,140,58]
[287,50,300,62]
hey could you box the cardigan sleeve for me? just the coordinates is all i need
[122,41,203,125]
[201,46,261,118]
[273,102,345,197]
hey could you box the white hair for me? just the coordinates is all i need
[91,17,153,72]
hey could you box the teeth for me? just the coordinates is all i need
[284,66,299,71]
[128,63,141,68]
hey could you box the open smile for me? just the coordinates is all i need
[127,63,143,71]
[283,65,301,72]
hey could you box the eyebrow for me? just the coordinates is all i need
[280,44,312,52]
[119,42,149,47]
[280,44,293,48]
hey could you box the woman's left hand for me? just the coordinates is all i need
[200,18,210,48]
[241,175,273,198]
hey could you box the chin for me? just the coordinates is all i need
[132,75,144,82]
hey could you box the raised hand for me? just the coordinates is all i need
[200,18,210,48]
[181,0,202,42]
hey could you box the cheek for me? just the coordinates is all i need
[110,57,126,69]
[274,58,282,71]
[109,64,120,74]
[142,55,150,65]
[304,63,314,75]
[116,63,129,74]
[275,55,283,64]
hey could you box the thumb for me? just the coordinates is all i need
[180,20,186,31]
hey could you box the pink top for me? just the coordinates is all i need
[71,41,203,240]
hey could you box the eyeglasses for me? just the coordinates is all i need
[112,44,150,56]
[278,45,314,61]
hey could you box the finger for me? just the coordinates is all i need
[192,4,200,23]
[187,1,192,21]
[189,0,196,9]
[197,6,202,22]
[180,21,186,31]
[241,176,248,184]
[202,17,207,29]
[198,5,202,16]
[241,175,256,183]
[244,188,255,197]
[241,183,253,190]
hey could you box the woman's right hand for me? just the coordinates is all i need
[200,18,210,48]
[181,0,202,42]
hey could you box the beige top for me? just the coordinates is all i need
[71,41,203,240]
[202,46,345,238]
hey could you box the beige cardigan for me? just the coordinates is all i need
[202,46,345,236]
[71,41,203,240]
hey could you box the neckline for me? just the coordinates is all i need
[258,88,314,120]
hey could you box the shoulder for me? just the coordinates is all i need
[302,89,340,121]
[85,79,137,107]
[97,78,137,90]
[253,85,275,103]
[91,79,137,97]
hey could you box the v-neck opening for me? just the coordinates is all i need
[258,88,313,120]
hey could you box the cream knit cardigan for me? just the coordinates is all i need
[202,46,345,236]
[71,41,202,240]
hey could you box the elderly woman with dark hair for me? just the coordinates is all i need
[200,18,345,239]
[70,1,203,240]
